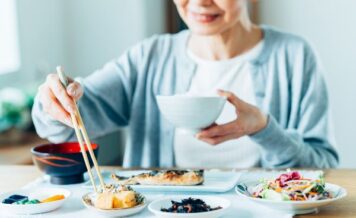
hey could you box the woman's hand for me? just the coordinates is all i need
[196,90,268,145]
[37,74,83,127]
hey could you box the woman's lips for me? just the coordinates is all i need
[189,11,220,23]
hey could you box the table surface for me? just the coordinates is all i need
[0,166,355,218]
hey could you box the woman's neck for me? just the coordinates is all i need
[188,23,263,61]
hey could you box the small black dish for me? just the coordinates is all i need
[31,142,99,185]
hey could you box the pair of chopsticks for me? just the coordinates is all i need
[56,66,105,193]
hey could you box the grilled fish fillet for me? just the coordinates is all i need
[111,170,204,186]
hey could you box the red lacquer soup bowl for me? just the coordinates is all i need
[31,142,99,185]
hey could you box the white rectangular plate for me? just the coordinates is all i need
[83,170,243,193]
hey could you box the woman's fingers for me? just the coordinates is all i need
[38,73,83,127]
[39,85,72,127]
[199,132,242,145]
[196,90,267,146]
[66,81,83,101]
[195,90,255,145]
[46,74,76,113]
[217,89,243,109]
[197,121,238,138]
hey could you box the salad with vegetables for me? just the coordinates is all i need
[251,171,332,201]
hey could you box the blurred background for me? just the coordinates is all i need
[0,0,355,168]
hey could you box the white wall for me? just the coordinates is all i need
[0,0,166,87]
[258,0,356,168]
[0,0,65,89]
[0,0,21,74]
[62,0,166,77]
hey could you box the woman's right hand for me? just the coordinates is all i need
[38,74,84,127]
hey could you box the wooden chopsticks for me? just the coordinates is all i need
[56,66,105,193]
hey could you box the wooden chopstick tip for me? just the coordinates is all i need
[56,65,64,73]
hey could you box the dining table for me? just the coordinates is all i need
[0,165,355,218]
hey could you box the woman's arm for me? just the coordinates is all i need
[197,44,338,168]
[32,50,138,143]
[250,45,338,168]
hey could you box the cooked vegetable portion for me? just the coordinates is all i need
[161,197,222,213]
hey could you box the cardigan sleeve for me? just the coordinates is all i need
[31,47,140,143]
[250,41,339,168]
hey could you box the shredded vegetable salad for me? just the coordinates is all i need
[252,171,332,201]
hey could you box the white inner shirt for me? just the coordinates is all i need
[174,40,264,168]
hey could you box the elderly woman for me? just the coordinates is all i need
[32,0,338,168]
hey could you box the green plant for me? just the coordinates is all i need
[0,87,34,132]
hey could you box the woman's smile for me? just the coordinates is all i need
[174,0,249,35]
[188,11,221,23]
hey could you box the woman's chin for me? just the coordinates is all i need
[188,25,227,36]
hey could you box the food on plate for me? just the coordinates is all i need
[88,185,144,210]
[15,199,41,205]
[111,170,204,186]
[95,191,136,209]
[2,195,28,204]
[41,194,65,203]
[161,197,222,213]
[251,171,332,201]
[2,194,65,205]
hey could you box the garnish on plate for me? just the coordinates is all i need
[161,197,222,213]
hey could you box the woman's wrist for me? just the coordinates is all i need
[250,109,268,135]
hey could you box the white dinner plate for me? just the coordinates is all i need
[83,170,243,193]
[148,195,231,218]
[235,182,347,215]
[0,187,70,215]
[82,191,146,217]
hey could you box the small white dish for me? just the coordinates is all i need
[82,192,146,217]
[235,183,347,215]
[0,187,70,215]
[148,195,230,218]
[156,95,226,133]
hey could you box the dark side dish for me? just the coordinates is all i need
[161,197,222,213]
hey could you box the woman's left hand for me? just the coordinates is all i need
[196,90,268,145]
